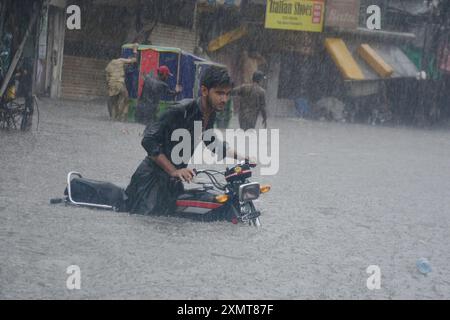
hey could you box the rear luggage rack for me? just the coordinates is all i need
[66,171,116,210]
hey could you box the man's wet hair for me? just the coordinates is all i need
[201,65,232,90]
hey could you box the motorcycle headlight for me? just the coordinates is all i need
[239,182,260,202]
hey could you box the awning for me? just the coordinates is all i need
[207,26,248,52]
[325,38,419,81]
[349,42,419,80]
[325,38,364,80]
[388,0,431,16]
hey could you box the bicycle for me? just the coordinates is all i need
[0,88,39,131]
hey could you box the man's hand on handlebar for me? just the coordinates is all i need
[170,168,196,183]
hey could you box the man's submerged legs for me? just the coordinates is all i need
[117,85,129,121]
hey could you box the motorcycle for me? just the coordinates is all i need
[50,161,270,227]
[175,161,270,226]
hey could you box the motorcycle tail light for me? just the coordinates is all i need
[215,194,229,203]
[239,182,260,202]
[260,185,271,194]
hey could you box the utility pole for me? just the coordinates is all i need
[0,0,8,40]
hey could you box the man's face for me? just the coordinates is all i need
[160,73,169,82]
[202,85,232,112]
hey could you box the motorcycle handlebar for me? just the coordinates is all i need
[193,161,257,176]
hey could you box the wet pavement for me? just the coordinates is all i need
[1,97,450,299]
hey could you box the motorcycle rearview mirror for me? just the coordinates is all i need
[244,158,257,168]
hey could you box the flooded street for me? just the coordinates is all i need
[1,98,450,299]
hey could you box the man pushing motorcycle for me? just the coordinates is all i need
[125,66,249,215]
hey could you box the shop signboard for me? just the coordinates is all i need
[265,0,325,32]
[325,0,360,30]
